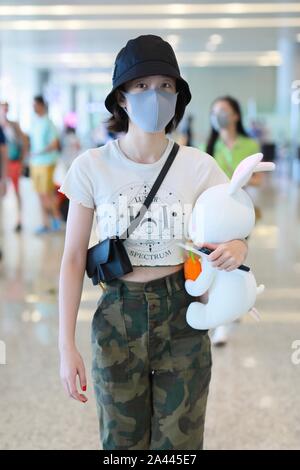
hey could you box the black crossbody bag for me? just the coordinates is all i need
[85,142,180,285]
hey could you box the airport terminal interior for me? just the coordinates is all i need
[0,0,300,450]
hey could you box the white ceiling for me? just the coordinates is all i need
[0,1,299,70]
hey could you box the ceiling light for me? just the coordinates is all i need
[1,17,300,31]
[206,42,217,52]
[1,4,300,16]
[209,34,223,45]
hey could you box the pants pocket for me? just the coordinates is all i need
[91,291,130,385]
[168,288,212,369]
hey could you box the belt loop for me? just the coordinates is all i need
[165,276,173,297]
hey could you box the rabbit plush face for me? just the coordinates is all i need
[188,153,275,245]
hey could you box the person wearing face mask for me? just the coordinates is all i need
[206,96,261,347]
[207,95,260,178]
[58,35,248,450]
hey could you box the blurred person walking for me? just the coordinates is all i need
[0,101,28,232]
[0,125,8,261]
[54,125,82,222]
[61,125,81,169]
[29,95,63,234]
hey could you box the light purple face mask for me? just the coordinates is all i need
[122,88,178,133]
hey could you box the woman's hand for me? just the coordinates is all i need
[60,345,88,403]
[198,239,248,272]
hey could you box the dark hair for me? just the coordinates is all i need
[105,79,187,134]
[65,125,76,134]
[206,95,249,156]
[34,95,47,108]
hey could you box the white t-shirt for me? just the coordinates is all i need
[58,136,229,266]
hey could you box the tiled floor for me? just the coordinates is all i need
[0,168,299,450]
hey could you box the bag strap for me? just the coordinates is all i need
[119,141,180,240]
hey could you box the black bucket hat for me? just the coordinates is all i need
[104,34,192,113]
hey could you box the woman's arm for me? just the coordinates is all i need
[59,199,94,403]
[37,137,60,155]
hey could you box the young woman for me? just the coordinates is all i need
[58,35,248,450]
[207,95,261,178]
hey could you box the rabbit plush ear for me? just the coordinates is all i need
[228,153,263,195]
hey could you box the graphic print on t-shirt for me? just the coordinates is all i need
[95,180,188,265]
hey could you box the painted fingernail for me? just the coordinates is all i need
[82,385,87,391]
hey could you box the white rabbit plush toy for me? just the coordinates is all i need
[179,153,275,330]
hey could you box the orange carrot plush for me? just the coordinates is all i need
[184,251,202,281]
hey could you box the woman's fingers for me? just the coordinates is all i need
[78,363,88,394]
[67,371,87,403]
[208,248,240,270]
[217,258,237,271]
[212,252,238,268]
[208,245,226,262]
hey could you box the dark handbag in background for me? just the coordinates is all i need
[85,142,180,285]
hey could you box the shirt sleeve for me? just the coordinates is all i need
[58,153,94,209]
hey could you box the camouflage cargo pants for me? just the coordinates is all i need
[91,268,212,450]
